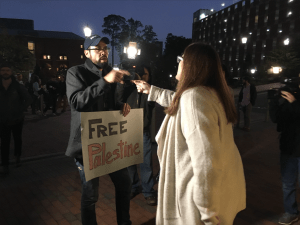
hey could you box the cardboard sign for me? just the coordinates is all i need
[81,109,143,181]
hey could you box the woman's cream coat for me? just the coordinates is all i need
[148,86,246,225]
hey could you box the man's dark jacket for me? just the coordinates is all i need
[238,84,257,106]
[0,77,32,124]
[65,59,123,159]
[123,82,155,132]
[269,92,300,156]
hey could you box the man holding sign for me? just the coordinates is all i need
[65,34,132,225]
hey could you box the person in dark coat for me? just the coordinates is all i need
[0,63,32,175]
[43,75,59,116]
[65,34,132,225]
[269,81,300,224]
[237,76,257,131]
[124,65,157,206]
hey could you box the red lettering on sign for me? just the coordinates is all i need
[88,143,102,170]
[113,149,120,161]
[134,143,140,155]
[106,152,113,164]
[117,140,124,159]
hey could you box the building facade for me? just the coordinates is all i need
[192,0,300,77]
[0,18,85,81]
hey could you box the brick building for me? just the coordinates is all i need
[192,0,300,77]
[0,18,85,81]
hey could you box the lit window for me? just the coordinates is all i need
[28,42,35,54]
[80,45,83,48]
[255,15,259,23]
[81,55,84,59]
[59,56,63,60]
[47,55,51,60]
[287,11,292,16]
[64,56,67,60]
[43,55,47,60]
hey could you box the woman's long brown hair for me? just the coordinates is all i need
[165,42,237,124]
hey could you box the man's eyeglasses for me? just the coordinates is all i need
[88,46,111,52]
[177,55,183,63]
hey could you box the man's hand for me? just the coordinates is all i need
[104,69,130,84]
[132,80,151,94]
[122,103,131,117]
[281,91,296,103]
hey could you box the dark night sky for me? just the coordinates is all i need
[0,0,239,64]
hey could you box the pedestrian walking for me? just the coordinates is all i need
[125,65,157,206]
[65,34,132,225]
[0,63,32,176]
[133,42,246,225]
[30,74,41,114]
[269,79,300,225]
[237,76,257,131]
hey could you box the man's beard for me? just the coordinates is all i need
[1,74,12,80]
[94,58,108,69]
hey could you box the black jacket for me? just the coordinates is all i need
[269,92,300,156]
[65,59,123,159]
[123,82,155,132]
[238,84,257,106]
[0,77,32,124]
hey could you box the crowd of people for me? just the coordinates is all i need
[0,33,300,225]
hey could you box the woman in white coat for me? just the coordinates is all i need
[133,42,246,225]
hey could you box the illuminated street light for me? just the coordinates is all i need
[284,38,290,45]
[241,37,247,44]
[287,11,292,16]
[123,42,141,59]
[169,74,172,78]
[211,9,214,12]
[272,67,282,74]
[221,3,225,7]
[250,69,256,74]
[83,25,92,37]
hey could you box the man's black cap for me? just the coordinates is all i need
[84,35,110,50]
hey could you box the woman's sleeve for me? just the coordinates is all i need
[181,91,222,225]
[147,85,175,107]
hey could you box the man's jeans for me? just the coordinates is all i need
[127,131,155,197]
[75,159,132,225]
[280,153,300,215]
[0,120,24,166]
[237,103,252,128]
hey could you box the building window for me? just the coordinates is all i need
[255,15,259,24]
[81,55,84,59]
[235,4,238,9]
[264,16,268,23]
[80,45,83,48]
[251,0,254,3]
[64,56,67,60]
[265,3,269,10]
[247,9,250,15]
[43,55,51,60]
[28,42,35,54]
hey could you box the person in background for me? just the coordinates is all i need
[133,42,246,225]
[57,75,67,113]
[269,80,300,225]
[125,65,157,206]
[31,75,41,114]
[16,73,24,85]
[237,76,257,131]
[0,63,32,175]
[43,75,59,116]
